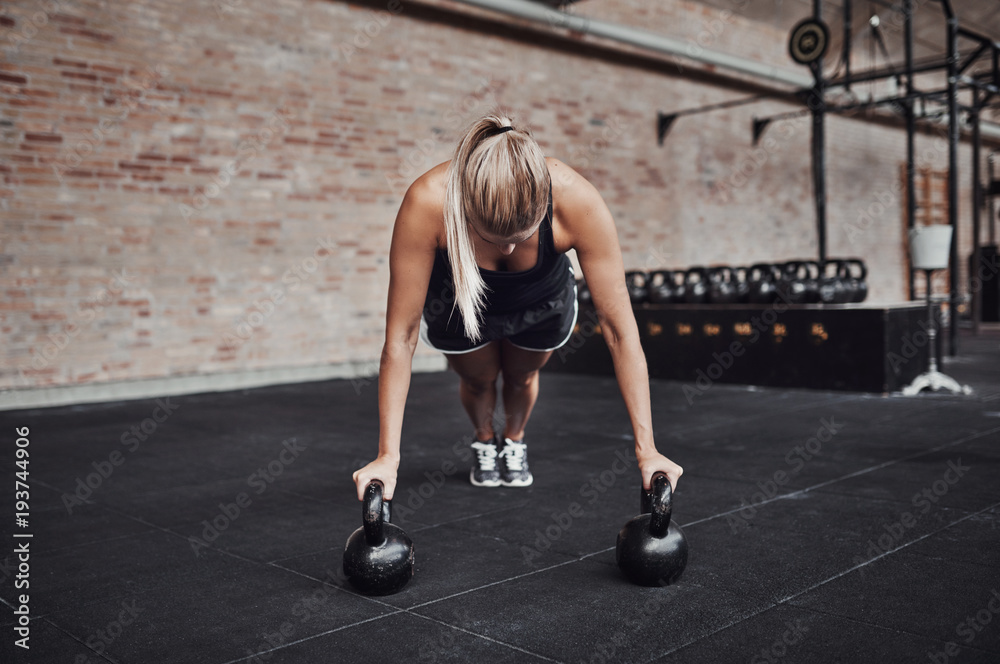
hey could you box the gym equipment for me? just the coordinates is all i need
[818,260,847,304]
[577,278,592,304]
[842,259,868,303]
[683,267,709,304]
[903,226,971,396]
[343,480,415,595]
[625,271,649,304]
[616,472,688,587]
[748,263,778,304]
[707,266,737,304]
[732,266,751,304]
[777,261,808,304]
[800,260,821,303]
[647,270,675,304]
[788,18,829,65]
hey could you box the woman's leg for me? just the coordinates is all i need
[446,342,502,441]
[499,340,554,441]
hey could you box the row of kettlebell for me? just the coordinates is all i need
[590,259,869,306]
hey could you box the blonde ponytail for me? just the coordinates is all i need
[444,112,551,341]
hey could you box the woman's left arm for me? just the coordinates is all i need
[553,160,683,492]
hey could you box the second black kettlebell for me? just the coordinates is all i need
[343,480,415,595]
[616,472,688,587]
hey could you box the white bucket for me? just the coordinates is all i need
[909,225,953,270]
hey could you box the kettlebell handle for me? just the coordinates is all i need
[362,480,387,546]
[648,472,673,539]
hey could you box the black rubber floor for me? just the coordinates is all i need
[2,331,999,663]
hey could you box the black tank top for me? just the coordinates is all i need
[424,188,573,317]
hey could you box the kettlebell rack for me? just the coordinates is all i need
[550,264,937,394]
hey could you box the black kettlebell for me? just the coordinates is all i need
[616,472,688,587]
[343,480,414,595]
[669,270,687,303]
[777,261,807,304]
[800,260,821,304]
[748,263,778,304]
[707,266,736,304]
[625,270,649,304]
[818,260,846,304]
[732,266,751,303]
[684,267,708,304]
[844,259,868,303]
[647,270,674,304]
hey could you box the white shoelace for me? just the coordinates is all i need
[500,439,527,471]
[471,441,498,471]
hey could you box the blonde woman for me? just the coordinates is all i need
[353,112,683,501]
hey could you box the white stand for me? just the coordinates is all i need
[902,269,972,396]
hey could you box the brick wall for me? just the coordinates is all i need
[0,0,991,397]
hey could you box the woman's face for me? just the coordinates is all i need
[470,220,540,256]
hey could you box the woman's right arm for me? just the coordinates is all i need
[352,177,440,501]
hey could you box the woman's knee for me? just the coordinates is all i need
[502,368,539,390]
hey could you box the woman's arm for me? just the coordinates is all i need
[352,176,440,501]
[554,160,684,491]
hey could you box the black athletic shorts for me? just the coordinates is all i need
[420,265,579,354]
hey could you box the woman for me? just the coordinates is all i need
[353,111,682,501]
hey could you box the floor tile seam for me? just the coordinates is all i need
[402,553,596,612]
[262,560,403,611]
[637,603,783,660]
[214,609,411,664]
[408,502,534,534]
[784,603,1000,655]
[48,501,303,573]
[808,484,1000,509]
[640,502,998,663]
[402,610,565,663]
[771,500,1000,607]
[31,615,118,663]
[678,425,1000,529]
[22,529,163,556]
[659,394,870,438]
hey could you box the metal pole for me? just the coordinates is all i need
[945,3,959,356]
[905,0,917,300]
[813,0,827,265]
[843,0,852,92]
[971,93,981,336]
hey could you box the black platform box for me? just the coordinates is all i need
[546,302,941,394]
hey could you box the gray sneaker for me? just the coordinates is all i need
[470,439,501,487]
[499,438,533,487]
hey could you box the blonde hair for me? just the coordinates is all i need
[444,112,551,341]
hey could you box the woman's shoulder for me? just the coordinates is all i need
[546,157,606,250]
[398,161,450,248]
